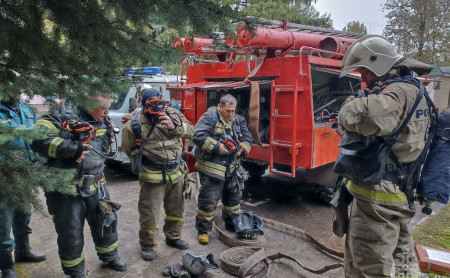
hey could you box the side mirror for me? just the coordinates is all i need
[129,97,138,112]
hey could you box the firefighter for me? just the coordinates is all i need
[0,94,46,278]
[31,96,127,278]
[193,94,252,244]
[121,88,194,261]
[337,35,433,277]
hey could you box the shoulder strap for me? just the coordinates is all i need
[131,113,142,142]
[131,113,156,149]
[389,85,425,145]
[212,109,219,128]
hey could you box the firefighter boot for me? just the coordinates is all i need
[107,256,127,271]
[0,252,18,278]
[141,248,156,261]
[166,238,189,250]
[332,203,349,238]
[14,234,46,262]
[198,232,209,245]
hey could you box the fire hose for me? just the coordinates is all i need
[191,173,344,277]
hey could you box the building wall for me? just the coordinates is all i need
[432,75,450,110]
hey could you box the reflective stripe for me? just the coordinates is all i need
[90,180,106,192]
[346,180,408,203]
[201,137,218,152]
[36,119,59,134]
[96,129,107,137]
[165,215,185,222]
[214,122,224,134]
[60,252,85,268]
[223,204,240,214]
[142,226,159,233]
[197,208,215,217]
[146,138,179,148]
[139,170,183,182]
[195,160,235,178]
[241,141,251,153]
[95,241,118,254]
[197,208,216,221]
[48,137,64,157]
[0,119,11,125]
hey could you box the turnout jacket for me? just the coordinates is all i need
[0,101,37,156]
[31,106,114,178]
[193,109,252,180]
[338,76,430,206]
[121,107,194,183]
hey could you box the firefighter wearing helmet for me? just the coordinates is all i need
[31,96,127,278]
[121,88,194,261]
[336,35,433,277]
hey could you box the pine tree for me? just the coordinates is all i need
[0,0,235,212]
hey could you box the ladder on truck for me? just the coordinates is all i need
[269,80,302,177]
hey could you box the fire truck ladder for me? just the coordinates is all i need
[269,81,302,178]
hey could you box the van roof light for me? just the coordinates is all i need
[124,67,164,75]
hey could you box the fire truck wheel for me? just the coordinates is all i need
[105,159,123,167]
[313,185,334,204]
[241,161,268,182]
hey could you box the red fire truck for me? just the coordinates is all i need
[170,19,363,200]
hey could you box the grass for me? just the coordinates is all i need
[411,203,450,278]
[412,203,450,250]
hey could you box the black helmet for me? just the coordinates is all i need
[141,88,165,116]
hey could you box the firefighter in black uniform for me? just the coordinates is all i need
[193,94,252,244]
[31,97,126,278]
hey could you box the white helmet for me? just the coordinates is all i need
[138,83,152,93]
[340,35,403,77]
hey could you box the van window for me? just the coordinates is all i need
[111,91,128,110]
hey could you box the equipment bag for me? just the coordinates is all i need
[417,109,450,204]
[333,85,425,186]
[130,113,156,176]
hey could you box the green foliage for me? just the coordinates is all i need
[0,126,76,214]
[0,0,236,101]
[225,0,332,28]
[0,0,238,214]
[383,0,449,65]
[343,20,367,35]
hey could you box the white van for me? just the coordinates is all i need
[108,67,183,164]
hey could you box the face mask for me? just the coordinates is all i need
[143,98,166,116]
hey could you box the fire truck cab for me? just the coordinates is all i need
[171,20,363,195]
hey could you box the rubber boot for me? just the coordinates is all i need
[166,238,189,250]
[0,252,18,278]
[141,248,155,261]
[107,256,127,271]
[14,234,46,262]
[332,203,349,238]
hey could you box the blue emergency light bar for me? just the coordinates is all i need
[124,67,164,75]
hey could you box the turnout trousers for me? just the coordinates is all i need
[0,198,32,254]
[195,172,240,233]
[45,182,119,276]
[138,175,185,249]
[345,197,420,278]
